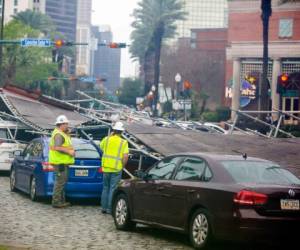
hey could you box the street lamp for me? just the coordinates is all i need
[151,85,156,92]
[175,73,181,99]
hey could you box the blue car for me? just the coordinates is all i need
[10,137,103,201]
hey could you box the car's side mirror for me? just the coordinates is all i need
[13,150,22,157]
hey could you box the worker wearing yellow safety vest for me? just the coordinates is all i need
[49,115,75,208]
[100,121,129,214]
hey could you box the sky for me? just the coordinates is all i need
[92,0,140,78]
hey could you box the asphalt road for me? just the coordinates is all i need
[0,174,287,250]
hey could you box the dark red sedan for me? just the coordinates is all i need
[112,153,300,249]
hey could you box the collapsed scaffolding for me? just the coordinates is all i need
[0,85,300,177]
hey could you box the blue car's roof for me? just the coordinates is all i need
[38,137,91,145]
[35,137,100,160]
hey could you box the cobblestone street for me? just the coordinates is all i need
[0,176,283,250]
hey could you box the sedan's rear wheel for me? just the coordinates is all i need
[113,193,135,231]
[189,209,211,249]
[30,176,38,201]
[10,168,17,192]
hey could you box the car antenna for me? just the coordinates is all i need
[232,150,247,160]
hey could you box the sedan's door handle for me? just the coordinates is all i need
[187,189,196,194]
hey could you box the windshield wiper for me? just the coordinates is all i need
[265,166,281,170]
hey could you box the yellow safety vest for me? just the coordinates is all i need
[100,135,127,173]
[49,128,75,165]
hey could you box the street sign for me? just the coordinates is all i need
[79,77,97,83]
[172,99,192,111]
[21,38,51,47]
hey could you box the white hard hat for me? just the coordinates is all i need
[55,115,69,125]
[112,121,125,131]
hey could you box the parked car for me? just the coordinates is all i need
[111,153,300,249]
[10,137,103,201]
[0,121,26,171]
[203,122,228,134]
[0,141,26,171]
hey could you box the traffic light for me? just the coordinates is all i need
[54,39,65,48]
[69,76,78,81]
[48,76,57,81]
[183,80,192,98]
[96,77,107,82]
[183,81,192,90]
[277,73,289,94]
[109,43,126,48]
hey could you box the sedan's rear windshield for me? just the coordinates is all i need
[221,160,300,185]
[73,143,100,159]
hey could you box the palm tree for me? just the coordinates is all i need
[13,10,55,35]
[131,0,185,114]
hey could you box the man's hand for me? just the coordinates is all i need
[68,148,75,157]
[122,153,129,167]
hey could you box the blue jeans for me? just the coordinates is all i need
[101,171,122,214]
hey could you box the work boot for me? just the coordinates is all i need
[52,202,71,208]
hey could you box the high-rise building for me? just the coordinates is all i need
[45,0,77,41]
[91,26,121,91]
[1,0,30,24]
[76,0,92,76]
[175,0,228,39]
[45,0,77,74]
[0,0,46,24]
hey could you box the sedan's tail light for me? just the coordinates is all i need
[234,190,268,205]
[42,162,54,172]
[97,167,103,173]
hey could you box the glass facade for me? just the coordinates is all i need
[92,27,121,91]
[176,0,228,38]
[45,0,77,41]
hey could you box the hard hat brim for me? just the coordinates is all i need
[112,128,125,131]
[55,121,69,125]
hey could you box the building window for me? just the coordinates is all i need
[191,31,197,39]
[14,0,18,6]
[279,19,293,38]
[14,8,18,14]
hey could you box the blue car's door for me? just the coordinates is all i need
[16,142,35,191]
[22,141,44,192]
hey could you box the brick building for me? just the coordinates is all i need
[226,0,300,124]
[161,28,227,110]
[191,28,227,108]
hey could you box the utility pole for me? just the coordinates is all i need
[0,0,5,86]
[260,0,272,118]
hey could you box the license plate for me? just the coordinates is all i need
[75,169,89,177]
[280,199,300,210]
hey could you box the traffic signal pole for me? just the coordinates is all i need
[0,0,6,86]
